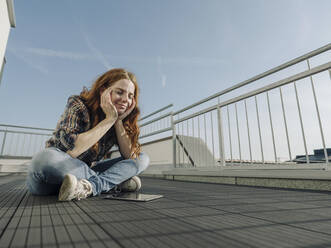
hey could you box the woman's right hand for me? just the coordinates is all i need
[100,87,118,121]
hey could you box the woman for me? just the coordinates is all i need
[26,68,149,201]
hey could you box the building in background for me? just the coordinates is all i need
[0,0,16,87]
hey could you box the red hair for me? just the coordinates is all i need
[80,68,141,158]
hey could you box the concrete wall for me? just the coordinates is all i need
[109,137,175,174]
[0,159,30,173]
[111,136,173,165]
[141,137,173,165]
[0,0,11,70]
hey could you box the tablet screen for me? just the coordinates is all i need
[103,192,163,202]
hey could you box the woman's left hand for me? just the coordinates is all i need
[118,98,136,121]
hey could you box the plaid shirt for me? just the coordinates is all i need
[46,95,118,166]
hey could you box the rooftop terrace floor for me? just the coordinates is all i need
[1,173,331,247]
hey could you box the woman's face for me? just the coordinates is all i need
[109,79,135,115]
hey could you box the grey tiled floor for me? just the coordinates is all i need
[1,173,331,247]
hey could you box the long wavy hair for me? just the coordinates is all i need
[80,68,141,158]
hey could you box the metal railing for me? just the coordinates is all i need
[140,43,331,169]
[0,124,53,159]
[0,104,175,159]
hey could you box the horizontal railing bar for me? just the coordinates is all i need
[173,43,331,115]
[139,112,173,127]
[0,155,33,159]
[219,61,331,108]
[174,61,331,124]
[139,104,173,121]
[175,105,217,124]
[0,129,52,136]
[139,127,172,139]
[0,124,54,132]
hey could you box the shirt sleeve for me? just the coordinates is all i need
[56,96,89,152]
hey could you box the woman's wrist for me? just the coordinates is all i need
[104,116,118,126]
[115,119,123,128]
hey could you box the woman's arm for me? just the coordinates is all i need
[67,117,117,158]
[114,120,132,159]
[67,87,118,158]
[114,98,136,159]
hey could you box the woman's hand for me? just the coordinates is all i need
[118,98,136,121]
[100,87,118,121]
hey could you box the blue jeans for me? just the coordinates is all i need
[26,147,150,196]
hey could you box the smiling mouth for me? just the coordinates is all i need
[117,104,127,109]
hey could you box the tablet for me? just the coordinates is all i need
[103,192,163,202]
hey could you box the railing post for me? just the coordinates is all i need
[294,81,309,164]
[171,112,176,168]
[244,100,253,164]
[1,130,7,156]
[255,96,264,164]
[279,87,292,162]
[266,92,277,163]
[226,105,233,164]
[235,103,242,163]
[217,98,225,166]
[307,59,329,168]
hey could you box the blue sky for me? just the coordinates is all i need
[0,0,331,130]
